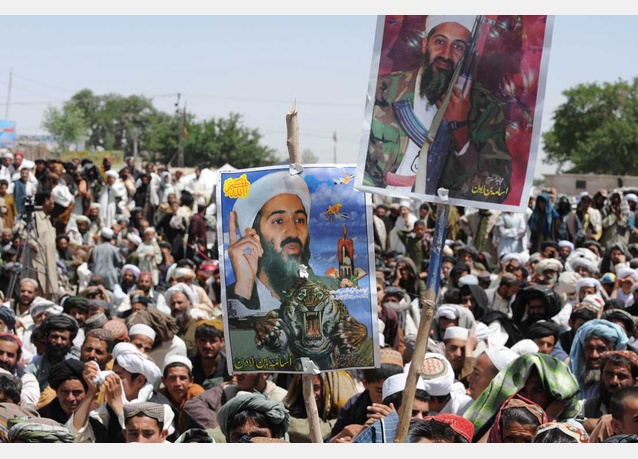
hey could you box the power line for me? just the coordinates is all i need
[181,93,361,108]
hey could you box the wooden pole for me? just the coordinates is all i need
[285,103,323,443]
[393,201,449,443]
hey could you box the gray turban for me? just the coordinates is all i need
[217,392,290,438]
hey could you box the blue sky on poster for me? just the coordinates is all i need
[1,3,637,180]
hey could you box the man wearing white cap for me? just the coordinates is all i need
[227,170,329,318]
[98,169,126,229]
[467,346,518,400]
[443,326,469,382]
[558,240,575,264]
[89,227,125,291]
[388,199,417,255]
[66,341,176,443]
[366,15,511,203]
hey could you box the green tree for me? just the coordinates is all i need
[41,102,88,154]
[543,78,638,175]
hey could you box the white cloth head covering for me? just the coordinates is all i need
[106,170,119,179]
[382,372,426,400]
[425,15,476,36]
[232,170,311,235]
[127,233,142,247]
[484,346,519,371]
[501,253,523,265]
[625,193,638,203]
[112,342,161,388]
[128,324,156,342]
[536,258,564,274]
[437,304,460,320]
[558,240,574,251]
[443,326,469,341]
[417,352,455,397]
[576,277,602,295]
[510,339,540,356]
[617,267,638,281]
[162,354,193,373]
[122,264,141,280]
[75,215,90,224]
[101,227,114,240]
[164,282,198,307]
[173,267,196,281]
[569,257,598,275]
[474,322,490,341]
[458,274,478,286]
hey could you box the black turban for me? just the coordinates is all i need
[0,307,16,332]
[40,314,79,341]
[525,320,560,340]
[48,358,85,391]
[63,296,89,314]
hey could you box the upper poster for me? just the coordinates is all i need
[217,164,379,374]
[355,15,554,212]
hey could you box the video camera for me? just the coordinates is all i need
[22,195,42,218]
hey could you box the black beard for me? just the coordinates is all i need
[46,344,71,364]
[259,237,309,299]
[419,50,455,105]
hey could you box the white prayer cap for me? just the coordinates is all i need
[443,326,469,341]
[474,322,490,341]
[106,170,119,179]
[173,267,196,280]
[2,151,13,159]
[501,253,523,265]
[90,202,101,210]
[129,323,156,342]
[626,193,638,203]
[510,339,539,356]
[425,15,476,36]
[418,352,455,397]
[437,304,460,320]
[127,233,142,247]
[399,199,411,209]
[458,274,478,286]
[558,240,574,251]
[382,372,426,401]
[75,215,90,224]
[112,342,161,387]
[122,264,141,280]
[100,227,114,240]
[162,354,193,373]
[484,346,519,372]
[232,170,311,235]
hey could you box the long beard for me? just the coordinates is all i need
[46,344,71,364]
[259,237,310,299]
[580,364,600,388]
[419,50,455,105]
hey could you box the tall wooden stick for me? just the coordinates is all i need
[393,202,449,443]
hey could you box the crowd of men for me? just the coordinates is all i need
[0,149,637,444]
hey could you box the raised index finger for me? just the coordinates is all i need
[229,210,238,245]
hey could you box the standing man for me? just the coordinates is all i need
[15,190,59,300]
[366,15,511,202]
[89,227,124,292]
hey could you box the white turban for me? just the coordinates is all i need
[164,282,198,307]
[558,240,574,251]
[122,264,141,280]
[474,322,490,341]
[458,274,478,287]
[232,170,311,235]
[425,15,476,36]
[112,342,161,389]
[437,304,460,320]
[127,233,142,247]
[509,339,539,356]
[626,193,638,203]
[106,170,119,179]
[484,346,519,372]
[501,253,523,265]
[576,277,601,295]
[128,324,156,342]
[101,227,114,240]
[443,326,469,341]
[569,257,598,275]
[535,258,563,274]
[617,267,638,282]
[417,352,455,397]
[173,267,196,281]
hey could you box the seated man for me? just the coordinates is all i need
[216,391,290,443]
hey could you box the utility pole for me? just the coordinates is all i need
[5,68,12,119]
[175,93,183,167]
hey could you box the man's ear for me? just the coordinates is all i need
[611,418,621,435]
[421,37,428,55]
[160,429,169,442]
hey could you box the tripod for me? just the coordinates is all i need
[6,201,54,303]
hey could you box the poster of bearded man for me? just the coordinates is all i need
[355,15,554,212]
[217,164,378,373]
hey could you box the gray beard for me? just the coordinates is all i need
[580,364,600,388]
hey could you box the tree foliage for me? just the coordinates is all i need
[301,148,319,164]
[543,78,638,175]
[41,102,88,154]
[49,89,279,168]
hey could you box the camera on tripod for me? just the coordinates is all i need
[23,195,42,215]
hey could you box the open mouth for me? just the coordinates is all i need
[302,310,323,341]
